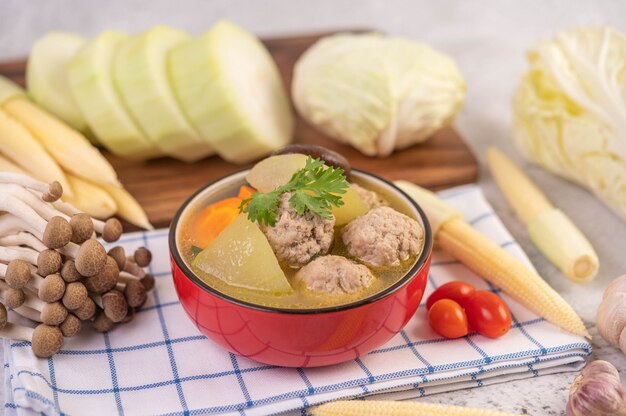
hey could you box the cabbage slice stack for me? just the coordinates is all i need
[513,26,626,222]
[292,33,466,157]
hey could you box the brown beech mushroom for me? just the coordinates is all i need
[59,313,81,337]
[84,256,119,294]
[141,274,155,291]
[14,297,68,326]
[0,247,61,277]
[38,274,66,303]
[62,282,88,311]
[74,297,96,321]
[107,246,126,270]
[60,260,82,283]
[2,260,32,289]
[93,290,128,323]
[43,217,73,249]
[121,307,135,324]
[74,239,107,277]
[0,287,25,309]
[92,309,115,333]
[70,213,95,244]
[121,280,147,308]
[0,184,70,223]
[0,174,63,202]
[0,318,63,358]
[52,200,122,242]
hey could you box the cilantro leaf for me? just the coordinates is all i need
[240,156,349,227]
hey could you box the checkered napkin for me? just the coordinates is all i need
[3,185,591,416]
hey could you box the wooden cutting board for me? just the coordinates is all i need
[0,31,478,230]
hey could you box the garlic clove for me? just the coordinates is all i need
[619,326,626,356]
[604,275,626,300]
[566,360,626,416]
[595,292,626,346]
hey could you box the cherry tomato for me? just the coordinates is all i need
[427,299,469,339]
[426,281,476,310]
[464,291,512,338]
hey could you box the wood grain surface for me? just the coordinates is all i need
[0,31,478,230]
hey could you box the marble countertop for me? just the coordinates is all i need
[1,0,626,414]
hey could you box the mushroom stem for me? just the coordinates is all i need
[0,246,38,265]
[0,184,70,222]
[123,261,146,278]
[0,231,48,252]
[0,214,39,237]
[0,173,63,202]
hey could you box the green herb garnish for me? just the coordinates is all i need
[239,157,349,227]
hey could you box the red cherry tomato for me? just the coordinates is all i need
[464,291,512,338]
[426,281,476,310]
[427,299,469,339]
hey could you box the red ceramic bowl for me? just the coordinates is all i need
[169,169,433,367]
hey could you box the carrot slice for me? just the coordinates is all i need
[238,185,256,200]
[188,197,242,248]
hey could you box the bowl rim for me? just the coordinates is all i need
[169,168,433,315]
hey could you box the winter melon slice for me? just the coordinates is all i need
[26,32,90,134]
[168,20,294,164]
[67,31,160,159]
[192,214,292,293]
[113,26,214,162]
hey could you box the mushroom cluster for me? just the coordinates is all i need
[0,173,154,357]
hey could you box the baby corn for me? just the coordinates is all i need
[487,148,598,282]
[311,400,521,416]
[395,180,589,338]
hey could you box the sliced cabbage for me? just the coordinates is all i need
[513,26,626,222]
[292,33,465,156]
[113,26,215,162]
[26,32,89,133]
[67,31,161,160]
[168,20,294,164]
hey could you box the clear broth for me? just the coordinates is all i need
[178,177,422,309]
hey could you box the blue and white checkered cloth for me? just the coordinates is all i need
[3,185,591,416]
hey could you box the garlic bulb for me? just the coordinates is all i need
[567,360,626,416]
[597,275,626,352]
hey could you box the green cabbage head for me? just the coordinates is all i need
[292,33,465,157]
[513,26,626,221]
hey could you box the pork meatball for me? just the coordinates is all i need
[351,183,388,210]
[342,207,423,267]
[262,192,335,266]
[295,255,374,295]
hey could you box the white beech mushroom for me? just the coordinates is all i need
[74,297,96,321]
[59,313,81,337]
[0,174,63,202]
[62,282,88,311]
[107,246,126,270]
[84,256,119,294]
[92,290,128,323]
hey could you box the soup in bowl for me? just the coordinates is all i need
[169,149,433,367]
